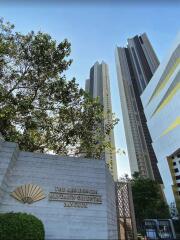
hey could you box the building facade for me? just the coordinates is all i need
[141,33,180,207]
[0,136,118,240]
[115,33,162,182]
[85,61,118,181]
[167,149,180,213]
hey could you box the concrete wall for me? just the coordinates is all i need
[105,168,119,239]
[0,139,118,240]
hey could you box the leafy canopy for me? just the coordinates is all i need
[131,172,170,225]
[0,212,45,240]
[0,18,118,158]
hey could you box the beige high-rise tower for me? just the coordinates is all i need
[115,33,162,183]
[85,61,118,180]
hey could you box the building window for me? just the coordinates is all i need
[139,36,144,44]
[177,183,180,187]
[173,162,176,166]
[174,168,179,173]
[176,175,180,180]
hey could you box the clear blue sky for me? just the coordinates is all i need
[1,3,179,178]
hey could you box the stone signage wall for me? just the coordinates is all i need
[0,138,118,240]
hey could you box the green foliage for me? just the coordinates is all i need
[0,18,118,158]
[173,219,180,233]
[0,212,45,240]
[131,172,170,225]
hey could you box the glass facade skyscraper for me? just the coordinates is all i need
[115,33,162,183]
[85,61,118,181]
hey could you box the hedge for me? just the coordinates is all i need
[0,212,45,240]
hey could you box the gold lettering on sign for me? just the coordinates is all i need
[49,187,102,208]
[64,202,87,208]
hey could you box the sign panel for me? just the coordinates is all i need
[49,187,102,208]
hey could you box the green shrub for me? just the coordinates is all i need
[173,219,180,234]
[0,212,45,240]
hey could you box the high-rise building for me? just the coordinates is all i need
[85,61,118,181]
[141,33,180,208]
[115,33,162,183]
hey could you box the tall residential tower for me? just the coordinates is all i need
[115,33,162,182]
[85,61,118,180]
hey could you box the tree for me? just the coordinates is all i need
[0,18,118,158]
[131,172,170,227]
[0,212,45,240]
